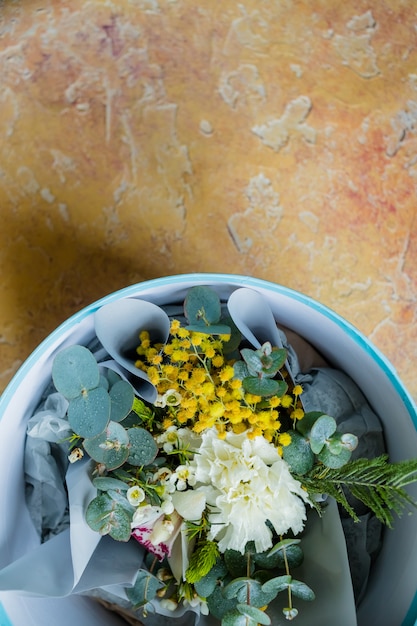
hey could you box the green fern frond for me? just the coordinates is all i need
[300,455,417,527]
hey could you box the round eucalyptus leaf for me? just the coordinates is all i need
[83,421,129,470]
[85,495,130,541]
[237,604,271,626]
[218,609,254,626]
[224,549,254,578]
[186,323,231,335]
[98,374,110,391]
[242,376,286,398]
[85,494,113,533]
[126,570,164,609]
[282,432,314,475]
[255,541,303,570]
[296,411,324,437]
[184,286,222,326]
[92,476,129,492]
[310,414,337,454]
[289,579,315,601]
[194,560,228,598]
[207,585,238,620]
[261,574,291,596]
[318,444,352,469]
[110,380,135,422]
[220,315,242,354]
[68,386,110,438]
[127,427,158,466]
[52,345,99,399]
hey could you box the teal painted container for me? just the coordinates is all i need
[0,274,416,626]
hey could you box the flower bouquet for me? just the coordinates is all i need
[0,274,416,626]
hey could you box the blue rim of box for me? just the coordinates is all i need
[0,272,416,625]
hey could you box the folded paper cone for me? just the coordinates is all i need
[0,274,416,626]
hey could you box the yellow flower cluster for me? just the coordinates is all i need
[136,321,304,451]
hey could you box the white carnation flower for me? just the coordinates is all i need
[192,428,310,554]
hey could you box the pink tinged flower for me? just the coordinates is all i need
[131,509,182,561]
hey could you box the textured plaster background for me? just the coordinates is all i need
[1,0,417,399]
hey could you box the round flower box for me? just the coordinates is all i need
[0,273,416,626]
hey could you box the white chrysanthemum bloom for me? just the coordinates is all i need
[192,428,310,554]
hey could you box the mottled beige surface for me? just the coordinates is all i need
[1,1,417,399]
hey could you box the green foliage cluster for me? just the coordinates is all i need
[283,411,359,474]
[191,538,312,625]
[234,342,288,398]
[52,345,158,541]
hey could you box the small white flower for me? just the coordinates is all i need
[156,425,179,453]
[127,486,146,507]
[68,447,84,463]
[163,389,182,407]
[154,389,182,409]
[159,598,178,612]
[169,464,197,491]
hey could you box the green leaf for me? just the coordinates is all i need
[282,432,314,475]
[233,361,250,381]
[125,569,164,609]
[92,476,129,492]
[242,376,287,398]
[85,494,131,541]
[224,549,254,579]
[68,386,111,438]
[261,574,292,596]
[259,348,287,377]
[236,604,271,625]
[318,444,352,469]
[220,315,242,354]
[52,345,100,399]
[127,427,158,466]
[194,559,228,597]
[83,421,130,470]
[240,349,263,375]
[207,584,238,619]
[184,286,222,327]
[186,323,231,335]
[296,411,324,436]
[109,380,135,422]
[255,544,304,572]
[309,414,337,454]
[289,579,315,601]
[221,609,258,626]
[223,578,276,607]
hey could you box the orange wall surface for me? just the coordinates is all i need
[1,1,417,400]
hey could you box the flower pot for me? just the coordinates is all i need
[0,273,416,626]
